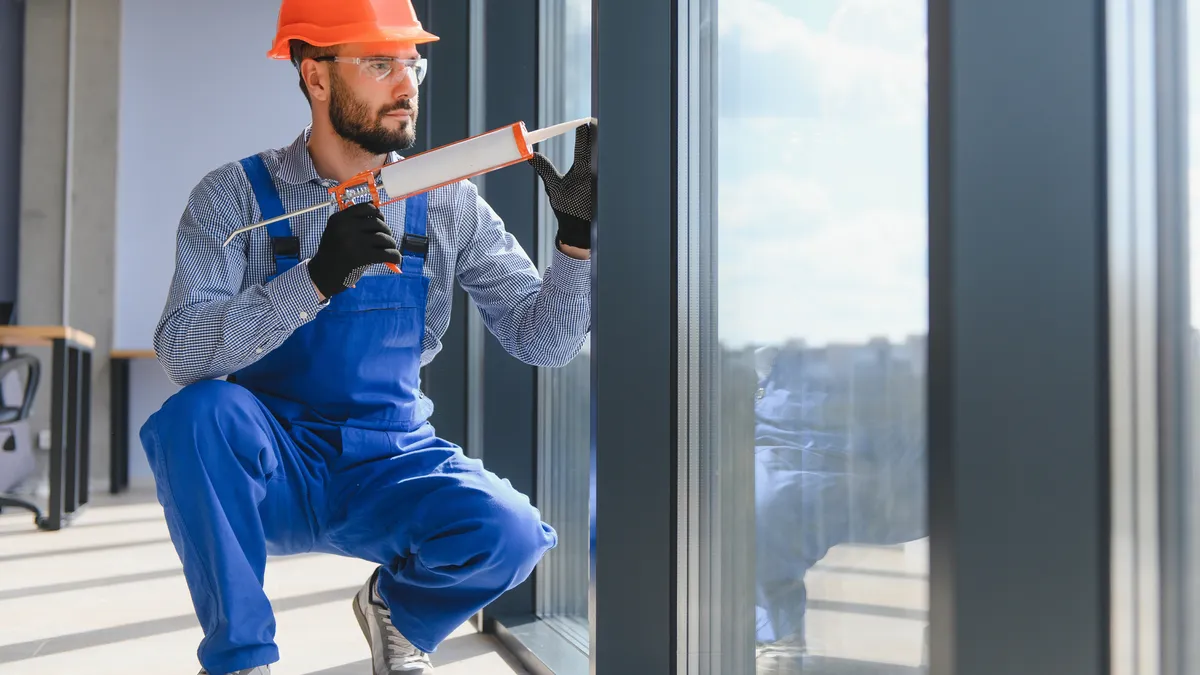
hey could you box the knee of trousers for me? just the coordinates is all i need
[461,479,558,583]
[139,379,279,484]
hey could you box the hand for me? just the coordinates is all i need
[528,121,596,251]
[307,202,402,299]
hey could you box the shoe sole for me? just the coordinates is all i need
[352,590,372,649]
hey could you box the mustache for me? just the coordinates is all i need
[380,99,415,115]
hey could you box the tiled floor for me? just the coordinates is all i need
[0,489,529,675]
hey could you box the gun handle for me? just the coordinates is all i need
[330,170,403,274]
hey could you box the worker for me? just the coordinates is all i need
[753,343,927,674]
[138,2,594,674]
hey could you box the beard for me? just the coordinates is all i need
[328,72,417,155]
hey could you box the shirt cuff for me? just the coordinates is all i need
[545,245,592,296]
[264,259,327,332]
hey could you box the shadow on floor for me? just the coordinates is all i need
[0,585,362,665]
[0,515,166,537]
[303,631,520,673]
[0,567,182,601]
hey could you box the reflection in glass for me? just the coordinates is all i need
[713,0,930,672]
[1182,2,1200,672]
[535,0,592,649]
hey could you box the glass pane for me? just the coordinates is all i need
[713,0,930,672]
[535,0,592,649]
[1180,2,1200,671]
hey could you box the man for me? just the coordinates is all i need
[139,2,595,674]
[752,342,927,674]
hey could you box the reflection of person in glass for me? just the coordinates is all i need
[754,340,926,673]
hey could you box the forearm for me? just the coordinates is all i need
[483,247,591,367]
[453,180,592,366]
[154,262,324,386]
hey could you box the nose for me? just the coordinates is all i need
[392,67,419,100]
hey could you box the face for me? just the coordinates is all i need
[322,42,422,155]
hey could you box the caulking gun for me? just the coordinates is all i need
[222,117,596,274]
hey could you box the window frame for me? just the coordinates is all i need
[929,1,1113,674]
[589,0,682,672]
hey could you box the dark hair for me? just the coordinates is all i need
[290,39,338,103]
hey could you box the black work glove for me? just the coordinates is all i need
[528,121,596,250]
[307,202,402,299]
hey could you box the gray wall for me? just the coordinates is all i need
[0,1,23,302]
[19,0,121,488]
[116,0,310,347]
[116,0,311,482]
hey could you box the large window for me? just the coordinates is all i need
[705,0,930,671]
[535,0,592,650]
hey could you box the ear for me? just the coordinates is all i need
[301,59,332,103]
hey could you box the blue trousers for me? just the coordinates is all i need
[754,441,925,644]
[141,380,556,674]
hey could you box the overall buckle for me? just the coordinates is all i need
[401,234,429,256]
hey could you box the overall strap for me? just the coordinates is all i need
[400,192,430,277]
[238,154,299,279]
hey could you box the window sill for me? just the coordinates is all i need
[489,614,589,675]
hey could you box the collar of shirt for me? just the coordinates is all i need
[275,125,403,187]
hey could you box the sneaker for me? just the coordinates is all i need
[197,668,270,675]
[352,569,435,674]
[756,636,807,675]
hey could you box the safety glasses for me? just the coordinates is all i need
[314,56,428,86]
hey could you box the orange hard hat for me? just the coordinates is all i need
[268,0,440,60]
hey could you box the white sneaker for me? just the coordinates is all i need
[756,636,807,675]
[352,569,436,674]
[197,667,270,675]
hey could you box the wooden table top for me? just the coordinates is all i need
[0,326,96,350]
[110,349,157,359]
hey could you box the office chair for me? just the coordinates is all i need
[0,353,38,426]
[0,302,47,527]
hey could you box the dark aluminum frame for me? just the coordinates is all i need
[589,0,680,672]
[928,1,1112,674]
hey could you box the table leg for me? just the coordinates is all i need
[109,357,130,494]
[44,338,69,531]
[31,340,93,531]
[65,345,80,515]
[79,348,92,507]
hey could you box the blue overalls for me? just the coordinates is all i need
[140,155,558,675]
[753,345,926,645]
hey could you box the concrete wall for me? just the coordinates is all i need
[115,0,311,482]
[18,0,121,488]
[0,1,22,303]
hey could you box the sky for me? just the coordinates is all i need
[716,0,929,348]
[715,0,1200,346]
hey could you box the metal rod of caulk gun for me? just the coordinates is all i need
[223,198,338,246]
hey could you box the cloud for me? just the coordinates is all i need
[718,0,926,124]
[711,0,930,349]
[717,171,927,348]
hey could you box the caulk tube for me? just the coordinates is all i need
[379,117,596,199]
[379,123,531,199]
